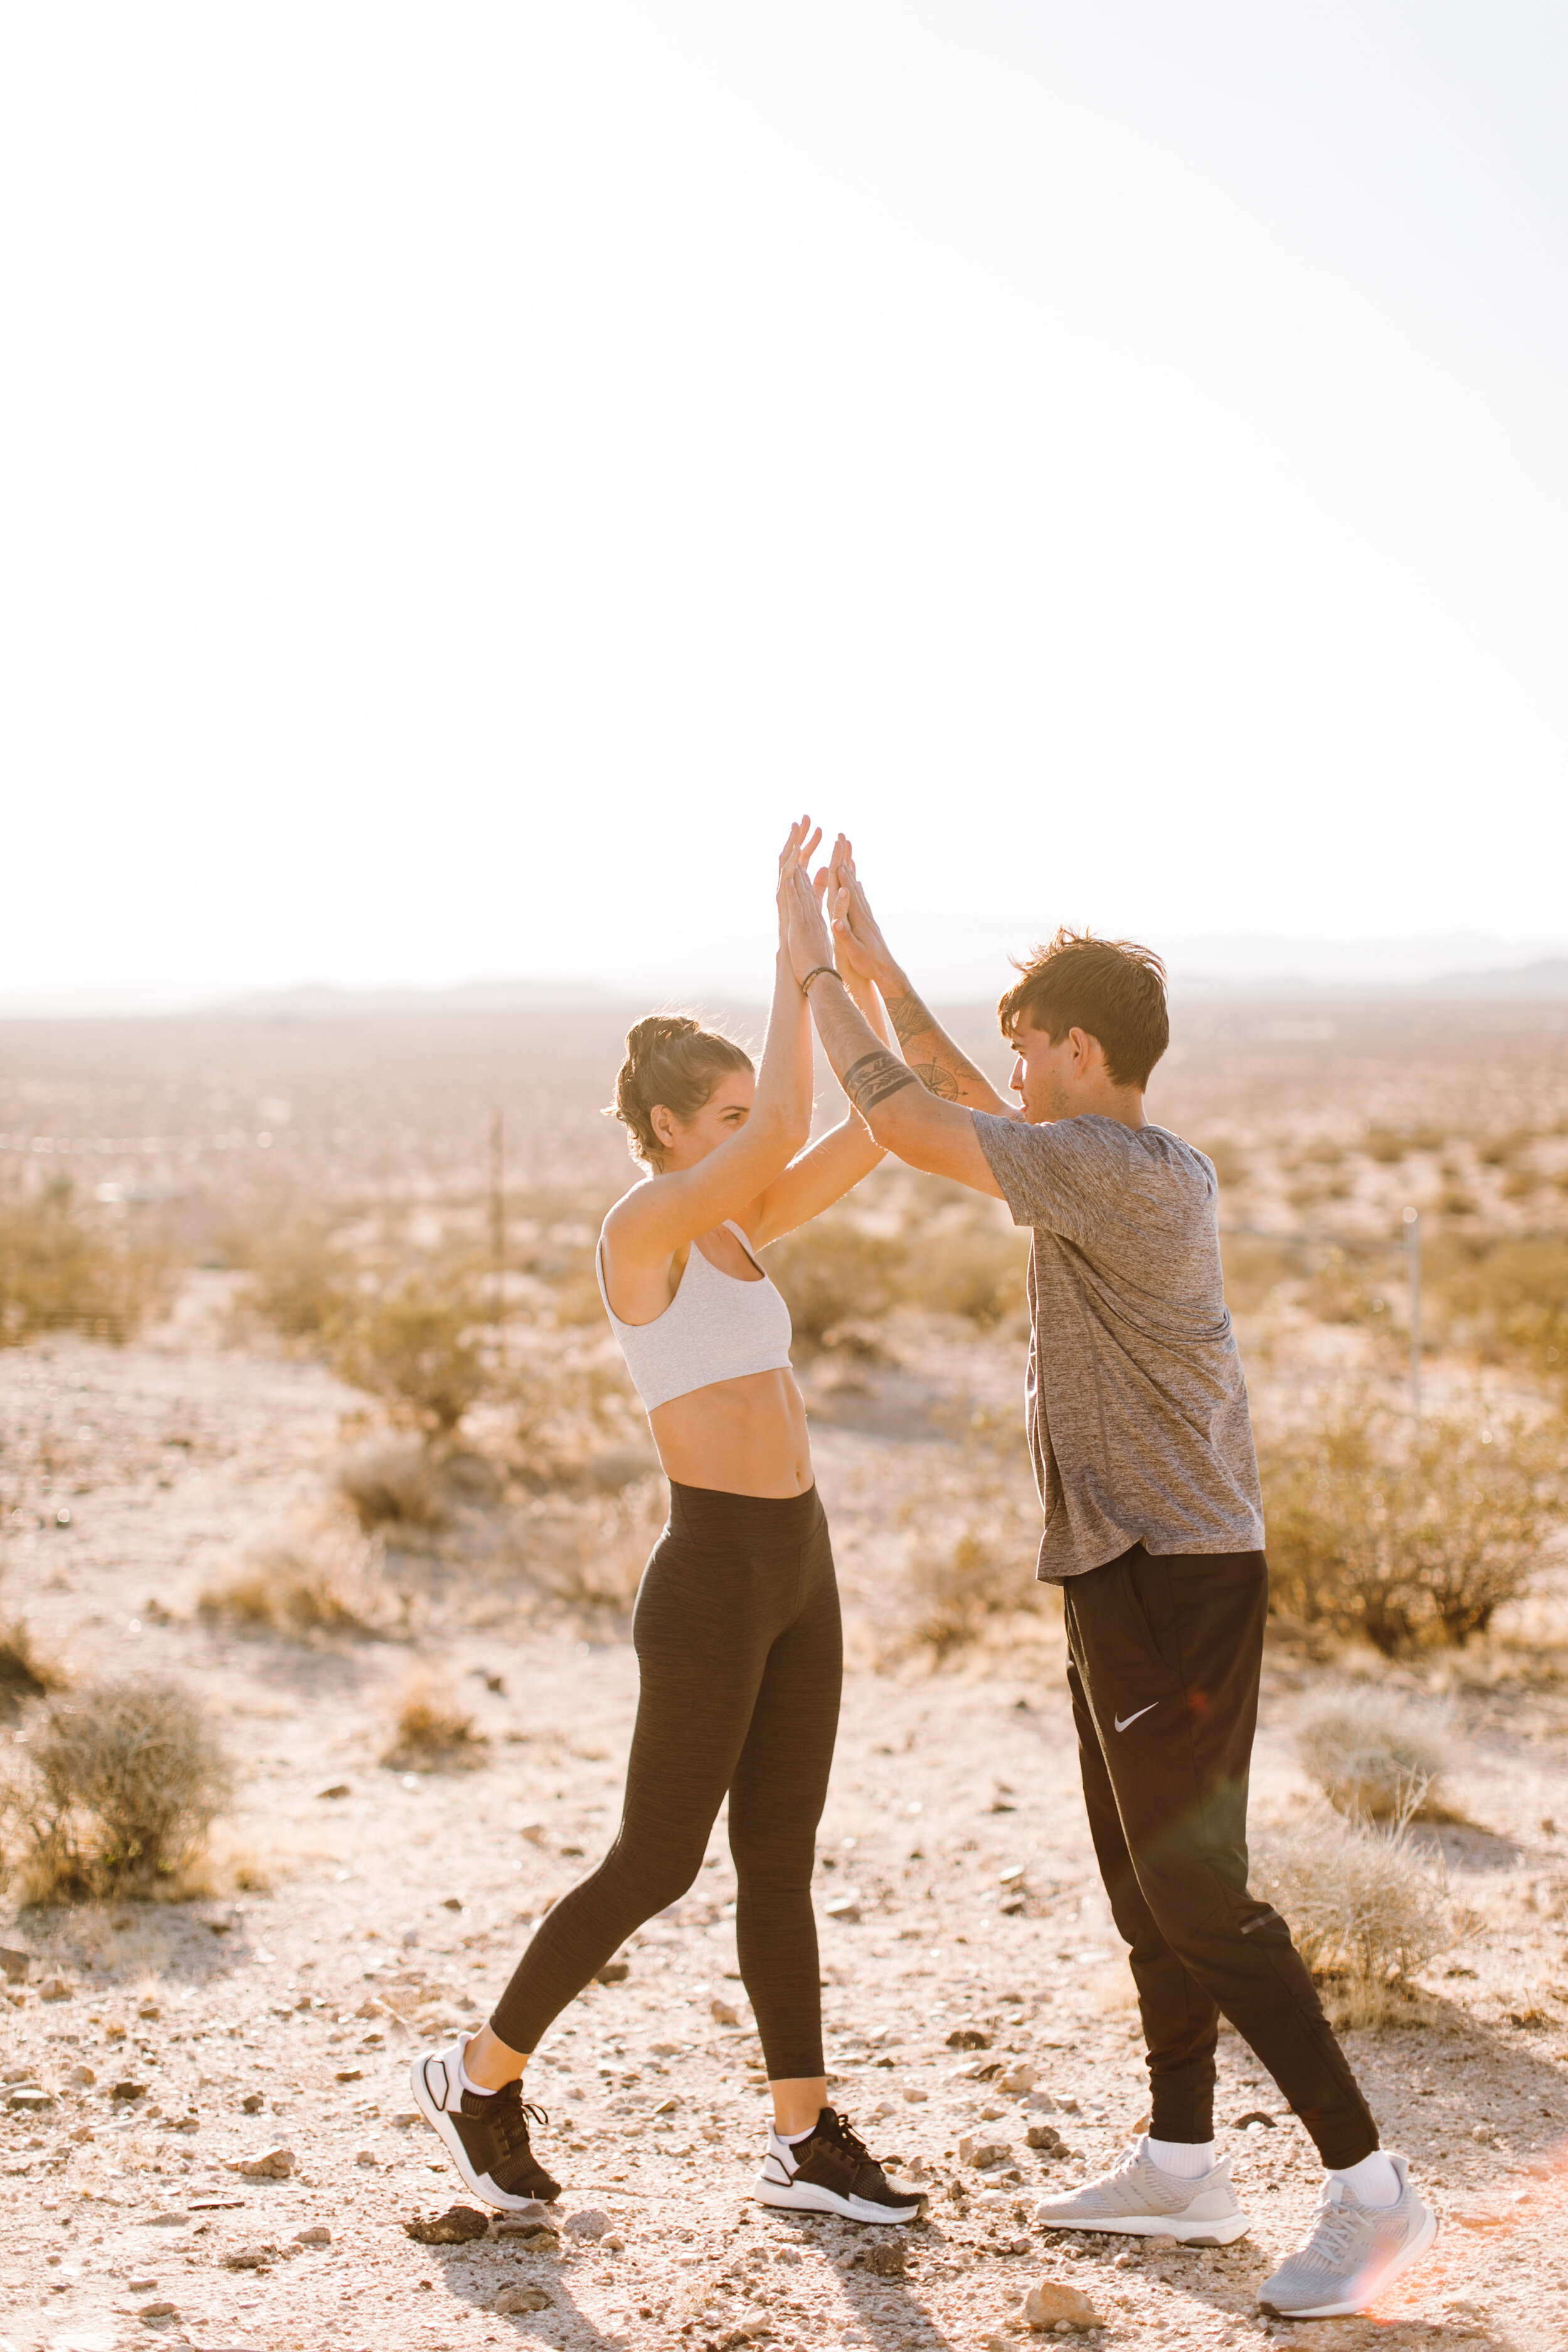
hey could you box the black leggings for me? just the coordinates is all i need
[490,1481,842,2080]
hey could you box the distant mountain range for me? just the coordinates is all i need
[4,935,1567,1018]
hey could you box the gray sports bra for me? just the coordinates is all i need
[596,1220,795,1412]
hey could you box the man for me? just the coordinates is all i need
[782,841,1435,2323]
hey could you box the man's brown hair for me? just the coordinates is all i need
[997,928,1170,1091]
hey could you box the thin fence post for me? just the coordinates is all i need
[1403,1205,1421,1422]
[490,1108,506,1362]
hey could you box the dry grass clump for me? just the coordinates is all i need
[1251,1802,1452,2025]
[906,1529,1032,1660]
[764,1214,905,1347]
[384,1673,487,1771]
[331,1276,489,1434]
[763,1188,1026,1347]
[0,1181,164,1345]
[233,1221,351,1342]
[0,1597,69,1715]
[1220,1234,1299,1314]
[526,1480,665,1614]
[511,1353,651,1493]
[1259,1399,1566,1653]
[1295,1683,1453,1820]
[897,1217,1026,1328]
[1426,1232,1568,1385]
[1,1675,232,1901]
[335,1439,448,1531]
[893,1448,1053,1662]
[199,1527,386,1638]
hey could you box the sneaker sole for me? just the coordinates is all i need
[756,2175,924,2227]
[1036,2208,1251,2246]
[408,2053,559,2213]
[1259,2204,1438,2320]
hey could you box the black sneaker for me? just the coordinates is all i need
[758,2107,926,2224]
[410,2036,560,2210]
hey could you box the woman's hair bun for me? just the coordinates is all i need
[624,1013,700,1064]
[607,1011,754,1168]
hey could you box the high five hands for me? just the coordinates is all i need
[780,829,897,998]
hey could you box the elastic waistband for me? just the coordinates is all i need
[667,1480,823,1543]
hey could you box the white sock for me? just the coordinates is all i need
[457,2052,498,2100]
[1145,2134,1216,2180]
[777,2121,817,2145]
[1332,2150,1401,2208]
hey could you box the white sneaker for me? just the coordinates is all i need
[757,2107,925,2225]
[409,2035,560,2212]
[1033,2135,1251,2245]
[1258,2153,1436,2318]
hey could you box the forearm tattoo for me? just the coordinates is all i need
[884,988,978,1100]
[884,988,938,1047]
[843,1049,920,1115]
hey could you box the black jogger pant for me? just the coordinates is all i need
[1064,1543,1379,2169]
[490,1481,841,2080]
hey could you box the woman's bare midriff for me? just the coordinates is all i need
[648,1366,813,1498]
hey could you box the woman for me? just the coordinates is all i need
[413,819,923,2226]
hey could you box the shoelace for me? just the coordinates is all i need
[815,2109,877,2169]
[485,2089,549,2154]
[1296,2184,1365,2269]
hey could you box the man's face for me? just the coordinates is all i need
[1008,1015,1079,1123]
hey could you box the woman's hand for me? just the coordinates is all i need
[776,816,823,946]
[783,858,836,987]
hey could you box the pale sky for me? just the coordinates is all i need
[3,3,1564,1006]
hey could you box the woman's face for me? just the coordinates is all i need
[650,1068,756,1170]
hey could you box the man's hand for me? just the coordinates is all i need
[783,861,837,987]
[824,835,900,992]
[812,832,1014,1116]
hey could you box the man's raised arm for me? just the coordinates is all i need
[785,866,1004,1197]
[826,837,1014,1116]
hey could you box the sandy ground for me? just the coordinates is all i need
[3,1294,1567,2352]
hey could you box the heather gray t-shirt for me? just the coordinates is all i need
[972,1111,1264,1582]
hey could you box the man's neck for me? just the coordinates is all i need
[1046,1088,1147,1130]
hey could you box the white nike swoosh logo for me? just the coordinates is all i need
[1115,1703,1158,1732]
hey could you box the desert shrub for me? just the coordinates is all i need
[1259,1402,1564,1652]
[1220,1235,1298,1314]
[1,1675,231,1898]
[199,1527,384,1636]
[763,1216,905,1346]
[895,1218,1027,1328]
[510,1353,648,1490]
[527,1480,665,1614]
[331,1276,489,1433]
[1197,1138,1249,1190]
[893,1444,1052,1661]
[384,1673,485,1770]
[1303,1250,1393,1329]
[335,1439,448,1531]
[907,1528,1028,1659]
[0,1582,68,1714]
[235,1222,351,1342]
[1295,1685,1451,1820]
[1251,1803,1451,2022]
[0,1182,163,1345]
[1363,1125,1447,1165]
[1426,1232,1568,1384]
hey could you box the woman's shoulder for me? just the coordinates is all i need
[601,1174,667,1252]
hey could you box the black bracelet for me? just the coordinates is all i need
[800,965,845,997]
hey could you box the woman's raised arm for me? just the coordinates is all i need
[605,822,821,1266]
